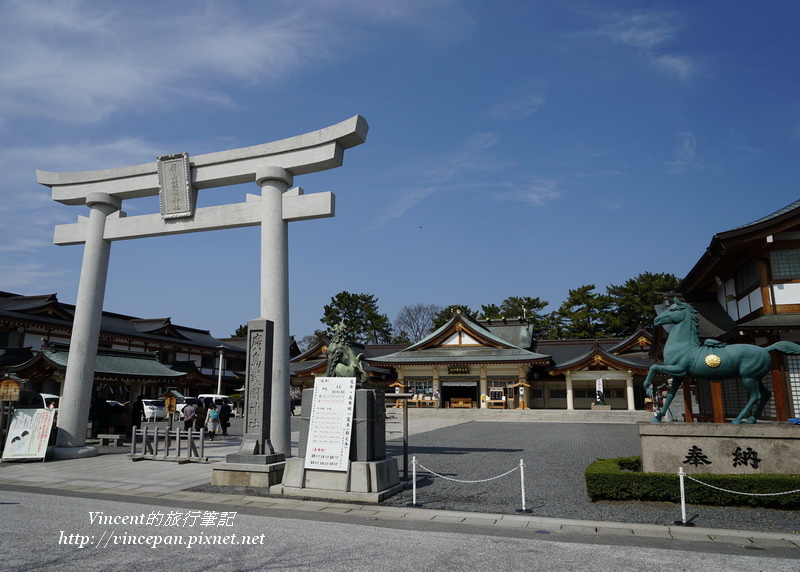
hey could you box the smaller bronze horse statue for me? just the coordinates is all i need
[644,299,800,424]
[325,321,370,387]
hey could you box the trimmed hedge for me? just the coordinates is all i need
[585,456,800,509]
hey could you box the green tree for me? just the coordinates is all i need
[604,272,680,337]
[549,285,610,339]
[231,324,248,338]
[321,291,393,344]
[482,296,550,338]
[431,304,476,330]
[479,303,502,319]
[498,296,548,319]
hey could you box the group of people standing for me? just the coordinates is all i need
[181,398,231,440]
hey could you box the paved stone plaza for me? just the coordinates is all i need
[0,409,798,557]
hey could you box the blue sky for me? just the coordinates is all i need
[2,1,799,341]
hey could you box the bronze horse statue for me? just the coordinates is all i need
[644,299,800,424]
[325,322,370,386]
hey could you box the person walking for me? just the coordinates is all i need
[131,395,145,430]
[194,400,206,433]
[182,401,196,431]
[218,400,231,436]
[205,403,220,441]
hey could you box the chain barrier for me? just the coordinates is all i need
[415,460,519,483]
[676,466,800,526]
[409,456,530,512]
[685,474,800,497]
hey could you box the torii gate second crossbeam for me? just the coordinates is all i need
[38,115,368,459]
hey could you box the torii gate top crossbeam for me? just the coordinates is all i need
[37,115,368,205]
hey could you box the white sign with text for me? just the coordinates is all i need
[2,408,55,460]
[304,377,357,472]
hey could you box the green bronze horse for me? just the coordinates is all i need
[326,321,370,386]
[643,299,800,424]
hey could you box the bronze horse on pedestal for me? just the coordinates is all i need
[643,299,800,424]
[325,321,370,386]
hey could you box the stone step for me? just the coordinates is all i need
[393,408,653,424]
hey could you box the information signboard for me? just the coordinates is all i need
[2,408,56,460]
[304,377,357,472]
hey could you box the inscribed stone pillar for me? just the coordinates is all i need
[56,192,120,451]
[257,168,292,457]
[230,318,283,463]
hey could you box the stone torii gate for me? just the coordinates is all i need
[38,115,368,458]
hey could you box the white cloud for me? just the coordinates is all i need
[726,129,762,163]
[667,132,701,174]
[371,132,508,229]
[0,136,167,262]
[490,93,546,120]
[497,178,563,206]
[605,11,676,49]
[0,262,71,291]
[0,0,469,127]
[0,2,358,125]
[369,186,438,229]
[591,8,697,82]
[653,54,695,82]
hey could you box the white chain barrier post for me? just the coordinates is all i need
[677,466,688,526]
[516,458,532,513]
[675,466,800,526]
[411,456,418,506]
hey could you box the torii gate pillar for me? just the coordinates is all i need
[39,116,368,459]
[258,167,293,454]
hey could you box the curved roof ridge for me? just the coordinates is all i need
[726,199,800,233]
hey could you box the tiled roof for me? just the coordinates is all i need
[0,291,243,354]
[23,342,187,379]
[726,199,800,233]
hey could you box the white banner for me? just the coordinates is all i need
[2,408,55,460]
[304,377,357,472]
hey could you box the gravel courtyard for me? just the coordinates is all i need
[380,420,800,534]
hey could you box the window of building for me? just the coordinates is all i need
[201,354,214,368]
[549,388,566,399]
[771,249,800,279]
[734,259,759,294]
[159,350,176,364]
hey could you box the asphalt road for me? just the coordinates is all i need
[2,489,798,571]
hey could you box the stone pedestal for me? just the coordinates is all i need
[52,445,98,460]
[591,403,611,411]
[640,423,800,474]
[272,388,402,502]
[272,457,402,502]
[211,461,286,487]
